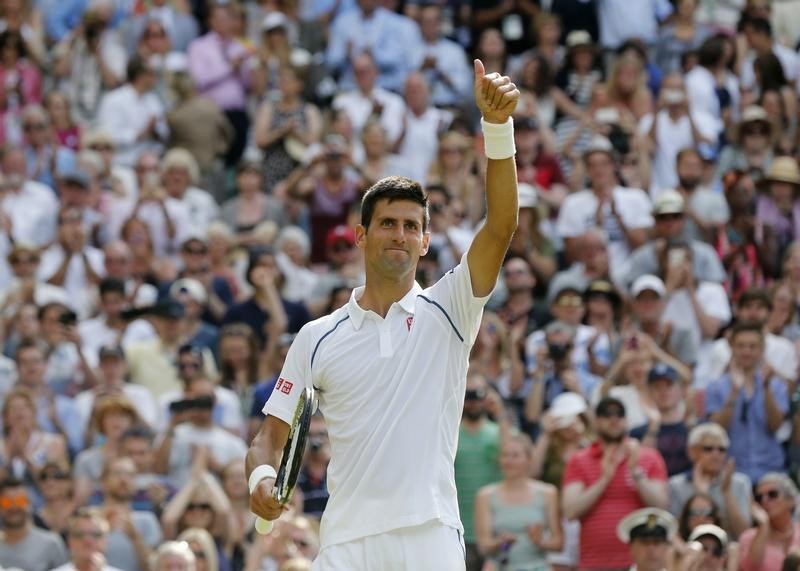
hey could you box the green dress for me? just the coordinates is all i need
[490,486,549,571]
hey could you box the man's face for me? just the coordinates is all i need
[463,381,487,421]
[9,252,38,279]
[648,378,682,411]
[585,152,615,188]
[419,6,440,40]
[691,436,728,475]
[737,300,770,326]
[595,405,627,443]
[16,346,45,386]
[98,356,127,384]
[503,259,535,294]
[630,537,669,571]
[0,487,29,529]
[210,5,234,36]
[731,331,764,371]
[677,153,703,190]
[67,518,108,565]
[121,438,152,472]
[104,247,131,279]
[185,380,215,426]
[135,155,160,186]
[60,181,91,209]
[58,208,86,246]
[653,212,685,239]
[633,290,664,322]
[357,198,429,282]
[102,459,135,502]
[550,290,584,325]
[100,291,125,319]
[22,116,48,146]
[181,240,209,273]
[580,234,608,272]
[353,56,377,93]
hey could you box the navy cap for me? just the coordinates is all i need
[648,362,679,384]
[150,298,186,319]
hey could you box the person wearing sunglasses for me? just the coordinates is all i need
[33,461,76,539]
[739,473,800,571]
[52,508,124,571]
[562,396,668,571]
[668,423,752,538]
[0,477,69,571]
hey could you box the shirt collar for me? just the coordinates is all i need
[346,282,422,330]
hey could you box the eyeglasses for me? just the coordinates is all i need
[597,409,625,419]
[688,507,714,518]
[554,295,583,308]
[71,530,104,539]
[40,471,70,481]
[700,445,728,454]
[465,389,486,401]
[186,502,212,511]
[755,489,781,503]
[0,496,29,509]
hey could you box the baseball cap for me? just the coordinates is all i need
[647,362,679,384]
[631,275,666,298]
[262,11,289,32]
[688,524,729,549]
[170,278,207,304]
[549,392,587,428]
[326,225,356,250]
[653,191,685,216]
[149,298,186,320]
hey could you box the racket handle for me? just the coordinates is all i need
[255,517,274,535]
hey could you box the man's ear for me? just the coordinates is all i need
[355,224,367,249]
[419,232,430,256]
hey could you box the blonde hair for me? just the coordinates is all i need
[161,148,200,185]
[177,528,218,571]
[607,53,646,103]
[688,423,731,448]
[152,541,196,571]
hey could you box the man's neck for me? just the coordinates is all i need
[103,496,128,510]
[461,417,485,432]
[659,405,682,424]
[591,182,615,197]
[2,523,29,544]
[358,273,415,318]
[505,292,533,313]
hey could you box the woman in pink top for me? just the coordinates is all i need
[739,472,800,570]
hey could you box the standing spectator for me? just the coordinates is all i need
[738,473,800,571]
[412,4,471,109]
[668,423,752,538]
[562,396,668,570]
[557,136,653,268]
[455,373,508,571]
[706,323,788,482]
[655,0,711,74]
[187,2,252,167]
[126,0,199,54]
[220,160,287,248]
[685,34,740,139]
[596,0,673,53]
[96,55,167,168]
[739,17,798,93]
[474,433,563,569]
[0,477,69,571]
[53,507,124,571]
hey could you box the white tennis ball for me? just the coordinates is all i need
[255,517,273,534]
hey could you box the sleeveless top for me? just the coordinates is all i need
[490,485,549,571]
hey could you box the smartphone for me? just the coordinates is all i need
[667,249,686,268]
[59,310,77,327]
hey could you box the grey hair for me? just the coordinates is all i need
[151,541,196,571]
[277,226,311,259]
[21,104,48,126]
[687,423,731,448]
[582,226,609,246]
[161,148,200,185]
[759,472,799,501]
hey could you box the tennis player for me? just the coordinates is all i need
[246,59,520,570]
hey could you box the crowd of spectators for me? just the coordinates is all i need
[6,0,800,570]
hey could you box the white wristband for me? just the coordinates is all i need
[248,464,277,494]
[481,118,515,160]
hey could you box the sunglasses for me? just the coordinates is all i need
[597,408,625,418]
[40,471,70,481]
[186,502,212,511]
[688,507,714,518]
[0,496,29,509]
[71,530,104,539]
[656,213,683,221]
[755,489,781,503]
[465,389,486,401]
[701,445,728,454]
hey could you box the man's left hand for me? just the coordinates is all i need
[473,59,519,124]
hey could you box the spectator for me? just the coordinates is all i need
[187,2,252,167]
[160,149,219,240]
[474,432,564,569]
[616,507,677,571]
[596,0,672,53]
[739,472,800,571]
[515,53,557,129]
[562,396,668,570]
[412,5,471,108]
[216,322,262,423]
[176,528,217,571]
[705,322,788,482]
[220,160,287,248]
[756,156,800,269]
[96,457,162,571]
[556,135,653,268]
[552,30,603,128]
[685,34,740,139]
[45,90,81,151]
[173,238,234,324]
[101,241,158,308]
[118,426,172,515]
[668,423,752,538]
[152,541,196,571]
[686,524,735,571]
[454,373,507,571]
[253,65,322,192]
[0,477,69,571]
[470,311,525,406]
[425,130,482,227]
[53,507,124,571]
[739,17,798,94]
[33,460,76,538]
[21,104,75,190]
[296,415,331,519]
[655,0,711,75]
[127,0,199,54]
[716,105,774,183]
[0,243,69,320]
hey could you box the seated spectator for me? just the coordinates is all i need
[218,461,251,568]
[176,528,217,571]
[0,477,69,571]
[630,363,692,476]
[616,508,677,571]
[151,541,196,571]
[160,149,219,239]
[21,104,75,190]
[73,396,141,506]
[668,423,752,538]
[474,433,564,569]
[705,323,788,482]
[53,507,125,571]
[716,105,773,184]
[33,461,76,538]
[739,473,800,571]
[154,377,247,487]
[756,156,800,270]
[173,237,235,323]
[355,119,408,185]
[118,426,173,514]
[220,160,287,248]
[508,184,557,286]
[126,0,198,54]
[96,457,162,571]
[0,243,69,321]
[685,34,740,140]
[168,278,220,358]
[426,130,482,227]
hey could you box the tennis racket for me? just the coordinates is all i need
[255,386,315,534]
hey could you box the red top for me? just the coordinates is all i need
[562,439,668,569]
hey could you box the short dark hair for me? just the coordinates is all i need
[737,288,772,310]
[120,425,154,445]
[14,338,42,361]
[676,147,702,165]
[744,17,772,38]
[0,477,26,495]
[127,54,152,83]
[360,176,429,231]
[729,321,765,342]
[99,277,126,297]
[697,36,727,69]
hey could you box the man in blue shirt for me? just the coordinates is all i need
[705,322,788,482]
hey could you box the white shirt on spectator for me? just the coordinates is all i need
[597,0,673,49]
[411,39,472,107]
[96,84,169,168]
[639,110,718,197]
[332,87,406,155]
[74,384,159,436]
[663,282,731,361]
[695,332,799,389]
[397,107,452,183]
[1,181,58,246]
[740,43,799,91]
[179,186,220,238]
[106,197,191,258]
[51,564,123,571]
[157,387,245,436]
[165,423,247,487]
[38,245,105,319]
[78,317,156,368]
[556,186,654,270]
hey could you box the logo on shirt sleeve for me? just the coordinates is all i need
[276,378,294,395]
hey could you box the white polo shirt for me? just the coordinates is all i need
[264,255,488,548]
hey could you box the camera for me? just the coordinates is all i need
[169,394,215,414]
[59,310,78,327]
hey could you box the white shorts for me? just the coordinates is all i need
[312,520,466,571]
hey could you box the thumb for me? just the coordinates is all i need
[474,58,485,86]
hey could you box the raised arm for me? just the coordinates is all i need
[467,59,519,298]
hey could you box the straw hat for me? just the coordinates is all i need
[759,156,800,188]
[734,105,772,143]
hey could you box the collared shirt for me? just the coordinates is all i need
[265,255,489,548]
[412,38,472,107]
[96,84,168,168]
[0,180,58,246]
[705,374,788,482]
[597,0,673,49]
[668,469,752,531]
[37,245,105,319]
[332,87,406,151]
[397,107,453,182]
[187,32,250,111]
[563,439,668,569]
